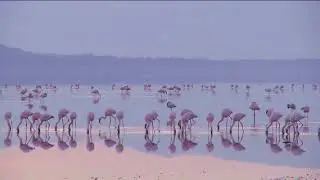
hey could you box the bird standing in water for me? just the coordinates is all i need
[166,101,176,111]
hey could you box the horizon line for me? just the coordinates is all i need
[1,43,320,61]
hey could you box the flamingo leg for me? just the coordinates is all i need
[229,120,236,134]
[217,118,224,131]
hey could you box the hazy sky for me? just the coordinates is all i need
[0,1,319,59]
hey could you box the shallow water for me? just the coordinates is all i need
[1,83,320,168]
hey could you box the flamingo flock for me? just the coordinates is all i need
[1,83,319,155]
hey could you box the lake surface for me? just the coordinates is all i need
[1,83,320,168]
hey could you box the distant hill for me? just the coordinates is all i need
[0,44,319,84]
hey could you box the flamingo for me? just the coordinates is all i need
[166,101,176,111]
[99,108,117,128]
[265,108,283,135]
[37,113,54,133]
[283,112,305,135]
[167,112,177,134]
[87,112,95,135]
[229,113,246,134]
[4,112,12,130]
[301,105,310,125]
[206,113,214,135]
[54,108,70,131]
[144,111,160,134]
[16,110,33,134]
[67,112,77,132]
[217,108,233,131]
[31,112,42,131]
[249,102,260,127]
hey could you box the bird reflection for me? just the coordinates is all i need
[282,132,305,156]
[39,131,54,150]
[157,98,167,104]
[100,130,116,148]
[230,130,246,152]
[55,130,69,151]
[115,132,124,153]
[86,131,95,152]
[301,126,309,133]
[92,97,101,104]
[68,129,77,148]
[265,133,282,153]
[220,131,233,149]
[31,131,41,147]
[168,133,177,154]
[17,131,35,153]
[178,131,198,152]
[3,129,12,147]
[206,133,214,152]
[144,132,160,152]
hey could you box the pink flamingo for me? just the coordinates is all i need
[265,108,283,135]
[99,108,117,128]
[54,108,70,131]
[206,113,214,135]
[37,113,54,133]
[229,113,246,134]
[179,111,197,132]
[144,111,160,134]
[283,112,305,135]
[67,112,77,132]
[4,112,12,130]
[301,105,310,125]
[217,108,233,131]
[167,112,177,134]
[16,110,33,134]
[249,102,260,127]
[87,112,95,135]
[31,112,41,131]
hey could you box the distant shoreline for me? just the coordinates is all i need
[1,44,319,84]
